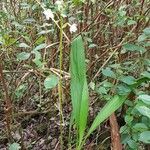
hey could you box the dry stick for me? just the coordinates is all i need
[0,61,12,142]
[109,113,122,150]
[58,15,64,150]
[108,78,122,150]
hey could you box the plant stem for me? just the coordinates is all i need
[0,61,12,142]
[58,15,64,150]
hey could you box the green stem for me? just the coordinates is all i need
[58,15,64,150]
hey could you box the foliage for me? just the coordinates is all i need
[70,35,89,147]
[120,94,150,149]
[8,143,21,150]
[0,0,150,149]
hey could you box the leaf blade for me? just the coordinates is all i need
[87,95,126,137]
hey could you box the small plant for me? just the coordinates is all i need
[70,35,127,149]
[120,93,150,149]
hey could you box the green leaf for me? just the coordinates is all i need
[9,143,21,150]
[138,94,150,105]
[117,84,131,95]
[88,43,97,48]
[143,27,150,35]
[136,106,150,118]
[44,75,59,89]
[86,95,126,137]
[138,34,147,42]
[127,20,136,25]
[33,59,43,68]
[102,67,116,78]
[97,86,107,95]
[123,43,146,53]
[17,52,30,60]
[79,80,89,145]
[125,115,133,125]
[32,50,41,60]
[127,139,138,149]
[131,77,150,89]
[18,42,30,48]
[133,123,148,131]
[120,76,136,85]
[33,43,47,51]
[70,35,89,147]
[139,131,150,143]
[141,71,150,79]
[15,84,27,99]
[144,42,150,47]
[31,50,43,68]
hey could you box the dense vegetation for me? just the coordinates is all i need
[0,0,150,149]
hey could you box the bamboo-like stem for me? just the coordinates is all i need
[58,15,64,150]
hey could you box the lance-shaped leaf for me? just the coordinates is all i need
[86,95,126,137]
[70,35,89,146]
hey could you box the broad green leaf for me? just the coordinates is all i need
[127,20,136,25]
[136,106,150,118]
[86,95,126,137]
[102,67,116,78]
[127,139,138,149]
[18,42,30,48]
[143,27,150,35]
[125,115,133,124]
[141,71,150,79]
[9,143,21,150]
[123,43,146,53]
[17,52,30,60]
[15,84,27,99]
[70,35,89,146]
[139,131,150,143]
[133,123,148,131]
[131,77,150,88]
[138,34,147,42]
[33,59,43,68]
[33,43,47,51]
[44,75,59,89]
[31,50,43,68]
[144,42,150,47]
[117,84,131,95]
[32,50,41,60]
[121,134,131,144]
[103,81,113,88]
[97,86,107,95]
[138,94,150,105]
[120,76,136,85]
